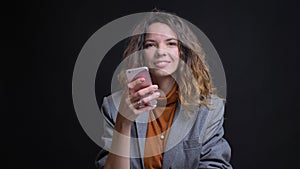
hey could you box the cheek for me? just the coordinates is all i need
[172,50,180,61]
[173,50,180,67]
[143,50,154,64]
[172,48,179,57]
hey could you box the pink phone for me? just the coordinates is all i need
[126,66,152,85]
[126,66,157,106]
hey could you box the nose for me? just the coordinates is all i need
[156,46,167,57]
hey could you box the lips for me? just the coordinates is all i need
[154,60,171,68]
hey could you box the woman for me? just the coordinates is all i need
[96,11,232,169]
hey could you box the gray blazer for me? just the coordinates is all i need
[95,91,232,169]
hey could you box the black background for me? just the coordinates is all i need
[3,0,300,168]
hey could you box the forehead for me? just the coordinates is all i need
[146,22,177,39]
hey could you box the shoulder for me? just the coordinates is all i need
[195,94,224,119]
[205,94,225,119]
[198,94,225,143]
[206,94,225,109]
[100,90,123,123]
[102,90,123,109]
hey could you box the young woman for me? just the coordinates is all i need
[96,11,232,169]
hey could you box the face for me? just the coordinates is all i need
[143,22,180,78]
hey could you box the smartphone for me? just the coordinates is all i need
[126,66,152,85]
[126,66,157,106]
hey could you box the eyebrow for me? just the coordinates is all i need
[144,38,178,43]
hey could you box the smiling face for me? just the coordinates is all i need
[143,22,180,79]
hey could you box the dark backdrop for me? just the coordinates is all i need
[3,0,300,168]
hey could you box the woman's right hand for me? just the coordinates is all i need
[104,77,159,169]
[118,77,160,124]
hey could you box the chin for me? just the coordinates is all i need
[150,68,175,77]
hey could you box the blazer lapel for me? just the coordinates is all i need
[162,103,199,169]
[132,111,149,168]
[130,103,199,169]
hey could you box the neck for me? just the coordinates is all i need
[152,75,175,96]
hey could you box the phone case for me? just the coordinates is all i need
[126,67,152,85]
[125,67,156,106]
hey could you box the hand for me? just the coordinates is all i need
[118,77,160,122]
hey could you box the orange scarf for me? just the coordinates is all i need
[144,84,178,169]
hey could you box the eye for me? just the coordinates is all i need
[144,43,156,48]
[168,41,178,47]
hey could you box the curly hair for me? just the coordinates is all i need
[118,11,216,110]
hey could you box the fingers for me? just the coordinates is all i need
[138,92,160,107]
[133,85,158,98]
[137,104,157,114]
[121,95,158,121]
[127,78,147,94]
[118,77,160,122]
[130,85,158,103]
[133,92,160,109]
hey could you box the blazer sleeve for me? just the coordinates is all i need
[198,98,233,169]
[95,96,116,169]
